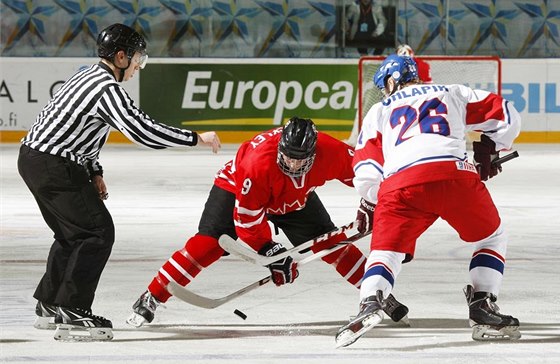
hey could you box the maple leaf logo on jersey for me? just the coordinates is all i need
[266,199,306,215]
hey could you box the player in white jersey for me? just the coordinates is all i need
[335,54,521,348]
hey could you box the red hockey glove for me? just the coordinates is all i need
[258,241,299,286]
[356,198,376,234]
[473,134,502,181]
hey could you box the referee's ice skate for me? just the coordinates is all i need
[464,285,521,341]
[53,307,113,342]
[335,291,385,348]
[34,301,57,330]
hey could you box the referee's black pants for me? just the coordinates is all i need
[17,145,115,310]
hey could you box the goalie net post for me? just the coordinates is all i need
[347,56,502,146]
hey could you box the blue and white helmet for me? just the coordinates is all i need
[373,54,419,90]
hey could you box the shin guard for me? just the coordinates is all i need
[148,234,224,302]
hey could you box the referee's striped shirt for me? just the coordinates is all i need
[22,62,198,175]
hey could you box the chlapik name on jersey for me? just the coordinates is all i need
[382,85,449,106]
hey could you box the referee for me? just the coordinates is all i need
[17,23,220,341]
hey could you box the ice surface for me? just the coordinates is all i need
[1,143,559,363]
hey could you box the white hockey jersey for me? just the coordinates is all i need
[353,83,521,203]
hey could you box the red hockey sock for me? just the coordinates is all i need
[148,234,224,302]
[328,244,366,287]
[311,233,366,288]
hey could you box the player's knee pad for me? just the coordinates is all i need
[184,234,224,267]
[472,223,507,257]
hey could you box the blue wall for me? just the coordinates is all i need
[1,0,558,58]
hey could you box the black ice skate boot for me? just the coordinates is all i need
[126,290,162,328]
[34,301,57,330]
[464,285,521,341]
[335,291,384,348]
[54,306,113,341]
[383,294,410,325]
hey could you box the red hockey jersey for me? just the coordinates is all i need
[414,57,432,83]
[214,128,355,251]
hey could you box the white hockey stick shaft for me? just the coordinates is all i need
[167,233,368,309]
[167,276,271,309]
[218,220,360,266]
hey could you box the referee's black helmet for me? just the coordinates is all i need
[97,23,146,61]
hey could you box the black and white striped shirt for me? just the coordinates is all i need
[22,62,198,175]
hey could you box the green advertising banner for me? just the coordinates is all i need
[140,60,358,140]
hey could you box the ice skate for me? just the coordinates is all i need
[126,290,162,328]
[335,291,384,348]
[53,307,113,342]
[464,285,520,341]
[34,301,57,330]
[383,294,410,325]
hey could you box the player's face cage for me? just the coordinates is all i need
[277,152,315,178]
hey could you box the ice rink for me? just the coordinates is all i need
[1,143,559,363]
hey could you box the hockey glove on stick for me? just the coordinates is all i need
[473,134,502,181]
[258,241,299,286]
[356,198,376,234]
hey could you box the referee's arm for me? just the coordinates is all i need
[97,84,198,149]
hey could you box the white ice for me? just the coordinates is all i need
[1,143,559,363]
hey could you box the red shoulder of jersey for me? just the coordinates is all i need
[214,128,282,192]
[312,133,355,187]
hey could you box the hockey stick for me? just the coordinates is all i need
[167,233,369,309]
[218,220,360,266]
[168,276,271,309]
[492,150,519,168]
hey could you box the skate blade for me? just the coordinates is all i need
[471,324,521,341]
[335,312,383,349]
[126,313,148,328]
[54,324,113,342]
[399,314,411,327]
[34,316,56,330]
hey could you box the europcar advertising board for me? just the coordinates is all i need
[0,58,558,143]
[139,59,357,135]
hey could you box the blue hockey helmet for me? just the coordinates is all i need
[373,54,419,90]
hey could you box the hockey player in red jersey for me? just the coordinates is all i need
[127,117,409,327]
[335,55,521,348]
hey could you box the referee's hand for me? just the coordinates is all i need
[198,132,221,154]
[92,175,109,200]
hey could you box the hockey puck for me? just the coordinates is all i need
[234,309,247,320]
